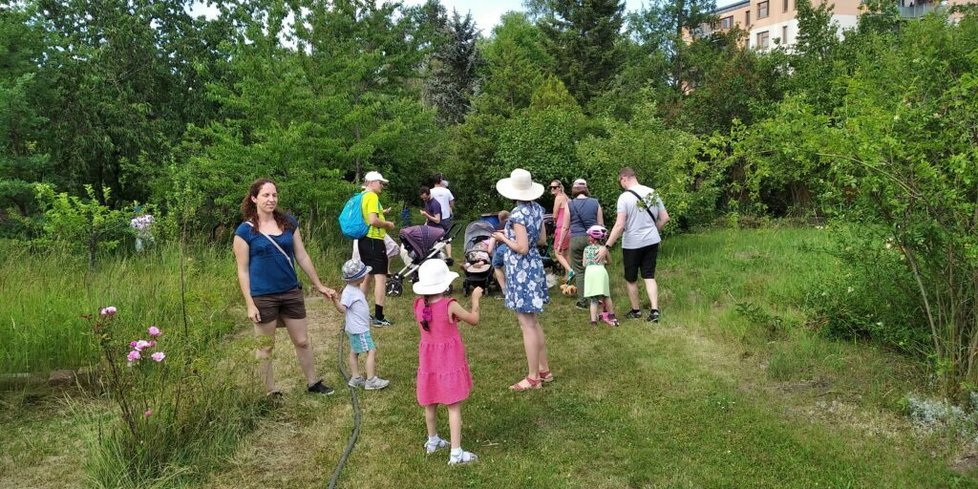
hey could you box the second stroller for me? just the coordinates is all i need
[460,220,500,296]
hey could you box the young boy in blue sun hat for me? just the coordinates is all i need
[329,259,390,390]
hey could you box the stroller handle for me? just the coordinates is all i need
[444,222,463,242]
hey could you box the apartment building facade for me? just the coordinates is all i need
[702,0,970,50]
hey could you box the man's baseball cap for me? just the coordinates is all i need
[573,178,587,187]
[364,171,389,183]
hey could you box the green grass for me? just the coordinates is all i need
[0,242,240,373]
[2,227,976,488]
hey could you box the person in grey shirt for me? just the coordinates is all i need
[601,167,670,322]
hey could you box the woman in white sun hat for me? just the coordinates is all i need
[491,168,553,392]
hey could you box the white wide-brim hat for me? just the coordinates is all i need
[412,259,460,295]
[496,168,544,202]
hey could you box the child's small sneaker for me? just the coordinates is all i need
[372,316,393,327]
[590,320,598,327]
[347,376,365,388]
[424,436,449,454]
[364,376,390,390]
[448,449,478,465]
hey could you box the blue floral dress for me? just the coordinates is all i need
[503,201,550,313]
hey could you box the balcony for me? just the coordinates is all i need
[896,2,947,18]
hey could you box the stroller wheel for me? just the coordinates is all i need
[386,276,403,297]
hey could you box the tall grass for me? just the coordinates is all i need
[83,349,269,489]
[0,240,239,374]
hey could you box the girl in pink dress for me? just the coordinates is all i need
[412,259,483,465]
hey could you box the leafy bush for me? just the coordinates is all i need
[804,224,928,354]
[34,184,131,267]
[576,99,727,230]
[821,14,978,398]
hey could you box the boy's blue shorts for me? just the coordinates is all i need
[347,331,376,354]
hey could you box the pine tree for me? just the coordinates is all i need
[423,9,483,125]
[537,0,626,107]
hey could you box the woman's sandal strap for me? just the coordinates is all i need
[509,376,541,391]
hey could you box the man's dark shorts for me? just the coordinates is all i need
[622,243,659,282]
[440,217,454,233]
[357,237,389,275]
[253,287,306,324]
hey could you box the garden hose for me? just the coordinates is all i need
[327,327,362,489]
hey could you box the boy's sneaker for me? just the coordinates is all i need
[575,300,589,310]
[424,436,449,454]
[648,309,660,323]
[448,449,478,465]
[307,380,335,395]
[364,376,390,390]
[347,376,365,388]
[625,309,642,319]
[372,317,393,327]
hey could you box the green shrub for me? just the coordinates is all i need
[34,184,131,267]
[804,224,929,355]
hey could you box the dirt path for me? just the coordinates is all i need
[201,295,354,489]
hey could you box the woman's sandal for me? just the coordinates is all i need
[538,370,554,383]
[509,376,542,391]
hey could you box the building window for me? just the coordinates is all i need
[782,25,788,44]
[757,31,770,49]
[758,1,769,19]
[746,10,751,25]
[783,0,790,12]
[720,16,733,29]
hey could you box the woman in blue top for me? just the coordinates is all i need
[492,169,553,392]
[233,178,337,397]
[557,178,604,309]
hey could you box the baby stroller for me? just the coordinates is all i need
[539,213,562,276]
[460,220,500,296]
[386,224,459,296]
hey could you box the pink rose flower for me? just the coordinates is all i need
[99,306,117,317]
[134,340,151,352]
[130,341,138,348]
[144,409,153,418]
[151,352,165,362]
[127,350,141,362]
[148,326,161,337]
